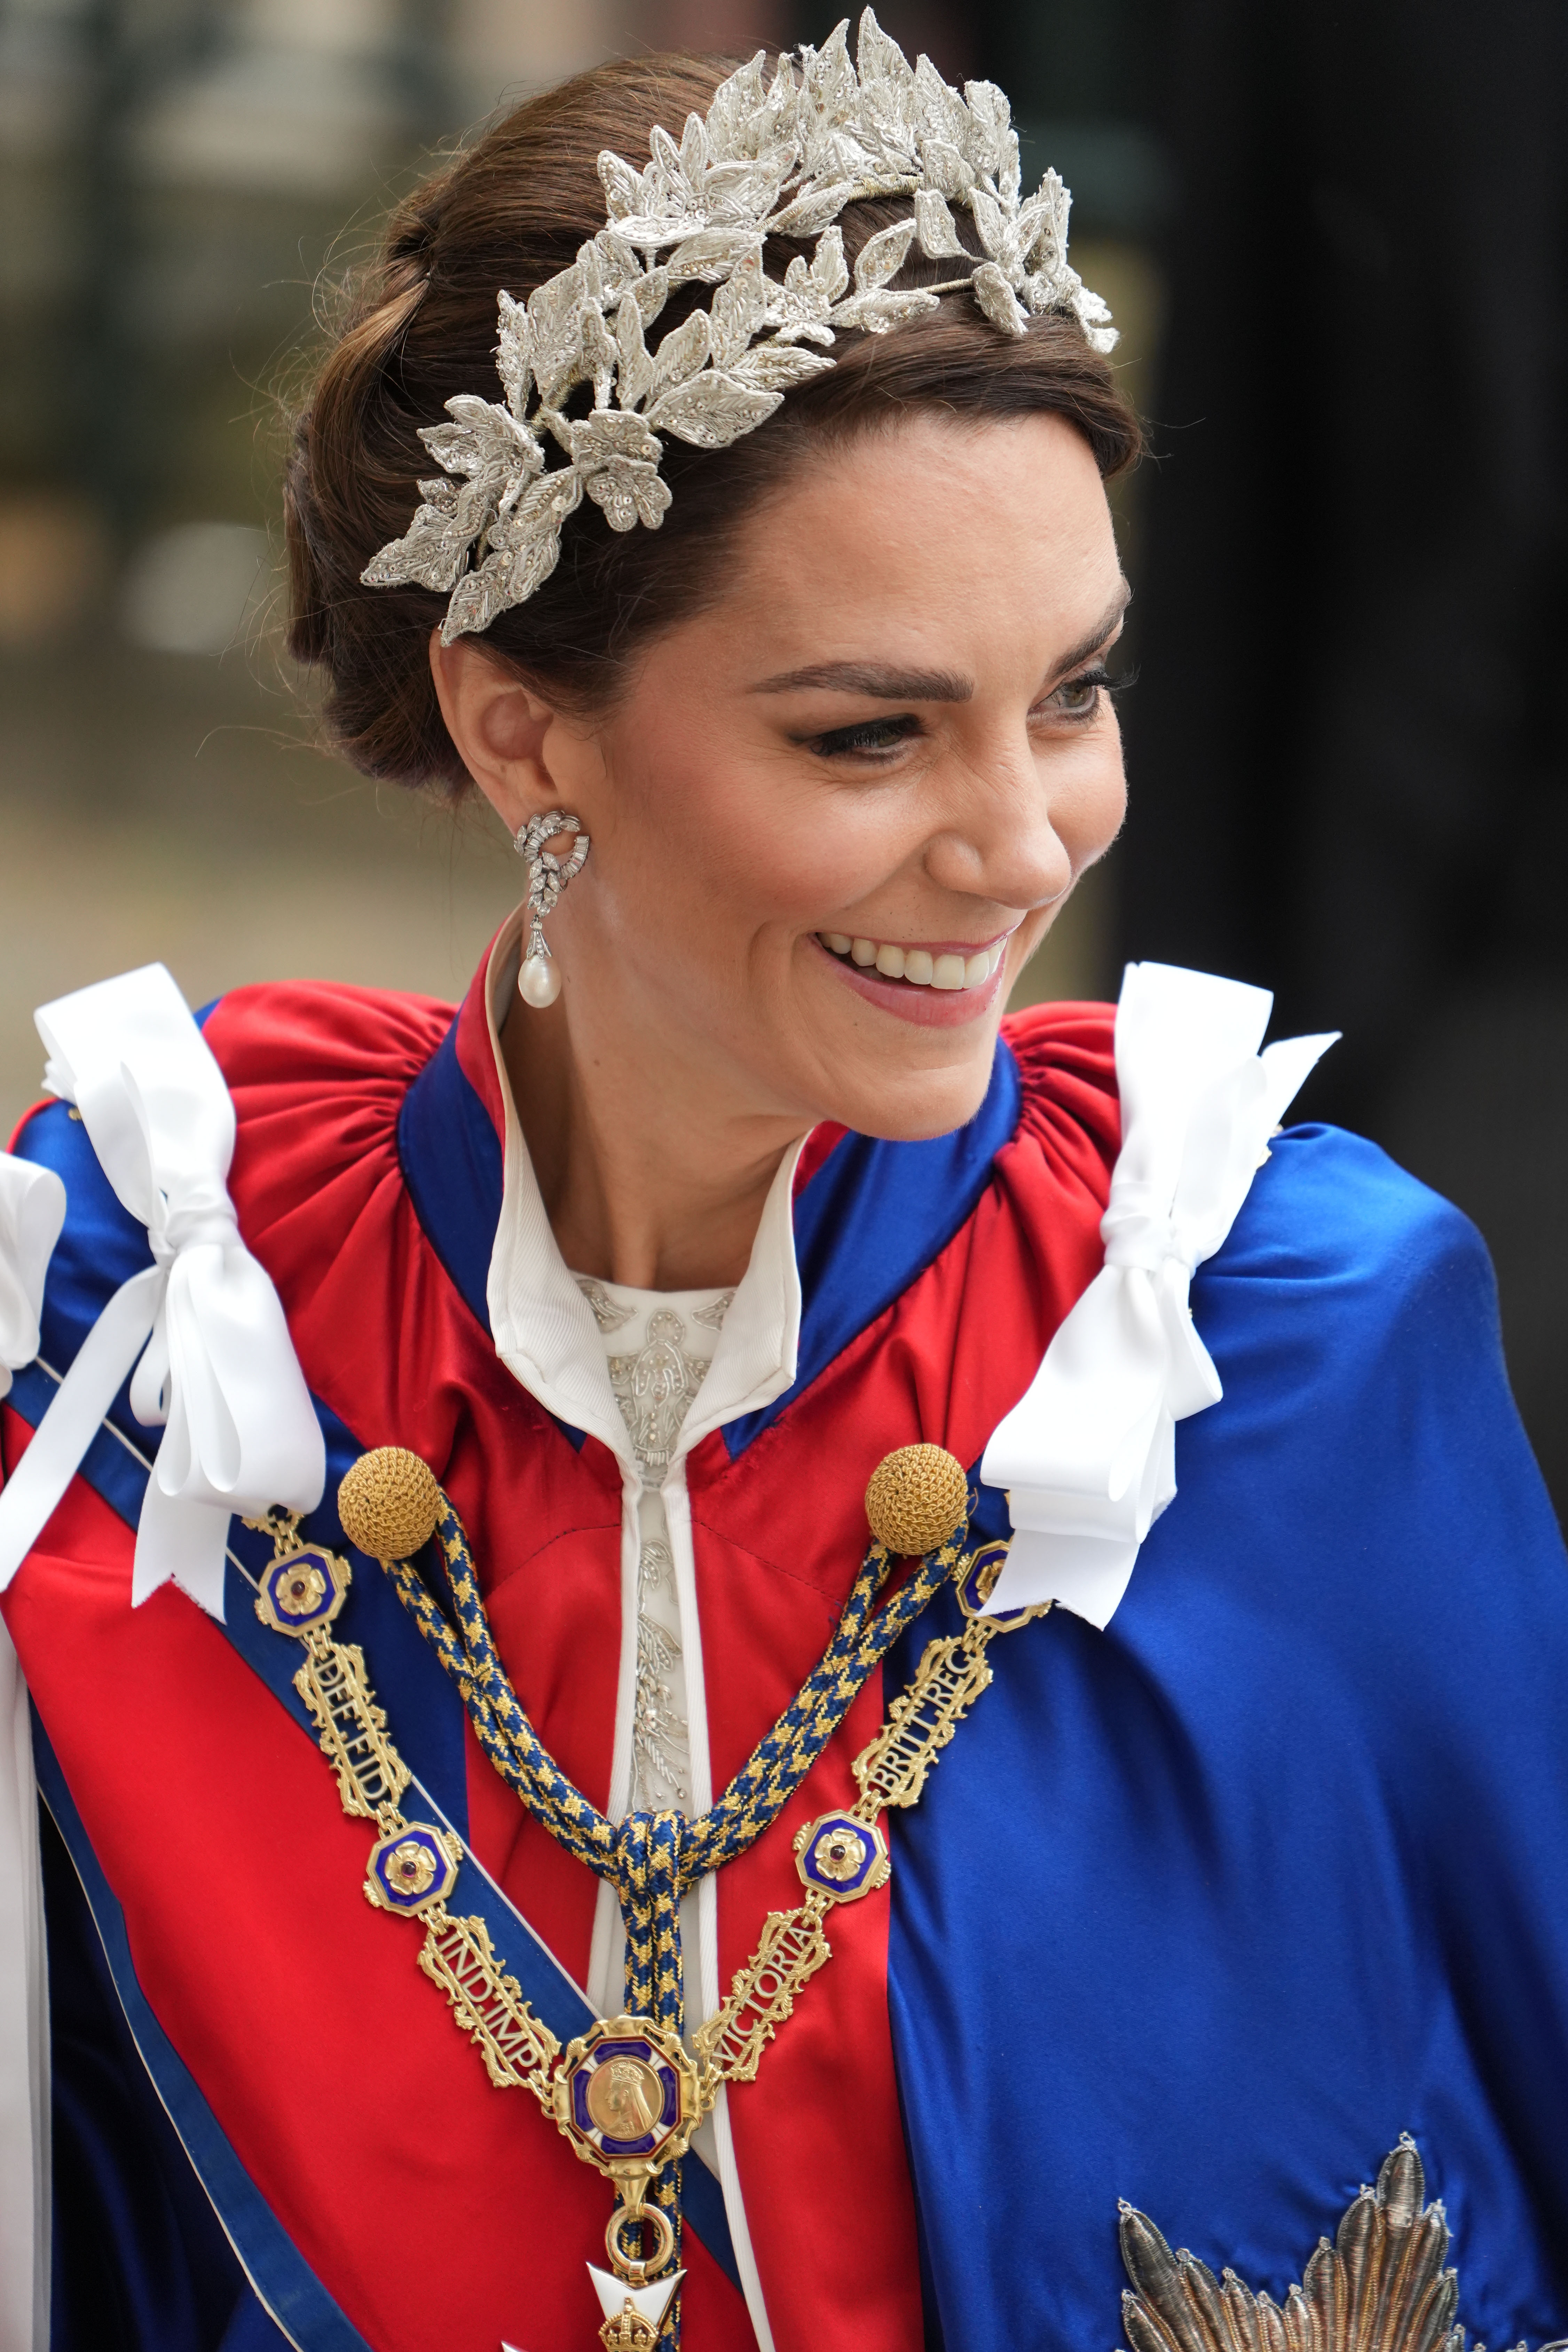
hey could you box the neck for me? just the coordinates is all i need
[501,982,808,1293]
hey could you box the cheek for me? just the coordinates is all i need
[1051,716,1127,867]
[618,748,898,932]
[583,765,810,992]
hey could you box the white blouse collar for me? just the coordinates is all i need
[481,906,804,1479]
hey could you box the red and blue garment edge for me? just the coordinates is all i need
[7,965,1568,2352]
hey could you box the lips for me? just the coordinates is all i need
[812,929,1012,1028]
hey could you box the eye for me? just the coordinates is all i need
[1037,664,1117,723]
[801,713,924,760]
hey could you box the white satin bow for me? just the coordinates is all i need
[982,962,1337,1629]
[0,963,324,1619]
[0,1158,65,1400]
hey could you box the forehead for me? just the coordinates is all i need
[720,410,1119,660]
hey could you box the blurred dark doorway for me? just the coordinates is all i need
[1123,0,1568,1513]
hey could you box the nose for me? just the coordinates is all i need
[919,728,1092,912]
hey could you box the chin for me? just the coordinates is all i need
[824,1050,998,1144]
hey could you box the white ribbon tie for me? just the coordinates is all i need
[0,963,324,1620]
[0,1158,66,1403]
[982,961,1337,1629]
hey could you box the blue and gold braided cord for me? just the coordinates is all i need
[611,1804,687,2298]
[388,1493,962,1910]
[386,1490,964,2338]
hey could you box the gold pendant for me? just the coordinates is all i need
[585,2265,683,2352]
[552,2014,713,2286]
[506,2265,682,2352]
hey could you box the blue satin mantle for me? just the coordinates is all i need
[889,1122,1568,2347]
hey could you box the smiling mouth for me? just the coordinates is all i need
[817,932,1008,993]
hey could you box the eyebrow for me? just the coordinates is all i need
[748,580,1132,703]
[1048,582,1133,681]
[750,660,974,701]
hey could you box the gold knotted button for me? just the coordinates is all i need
[337,1446,442,1562]
[863,1444,968,1557]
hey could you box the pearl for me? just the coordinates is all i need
[518,952,561,1008]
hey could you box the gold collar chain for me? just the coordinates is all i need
[250,1451,1047,2352]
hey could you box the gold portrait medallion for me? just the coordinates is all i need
[585,2057,665,2142]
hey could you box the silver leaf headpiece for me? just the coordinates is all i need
[361,8,1117,644]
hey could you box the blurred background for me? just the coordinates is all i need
[1,0,1563,1506]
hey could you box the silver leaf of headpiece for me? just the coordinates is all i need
[361,8,1117,643]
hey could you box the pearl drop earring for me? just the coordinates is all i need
[513,811,590,1008]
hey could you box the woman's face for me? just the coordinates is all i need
[484,408,1127,1143]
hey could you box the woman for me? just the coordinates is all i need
[2,22,1567,2352]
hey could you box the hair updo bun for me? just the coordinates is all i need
[284,53,1142,797]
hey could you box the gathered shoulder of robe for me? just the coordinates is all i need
[3,954,1567,2352]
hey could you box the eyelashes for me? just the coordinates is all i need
[806,713,925,758]
[799,665,1129,763]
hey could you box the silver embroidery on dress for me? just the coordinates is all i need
[576,1275,635,1333]
[631,1538,688,1810]
[595,1291,733,1816]
[608,1307,710,1479]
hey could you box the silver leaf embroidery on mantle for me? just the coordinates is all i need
[1119,2137,1566,2352]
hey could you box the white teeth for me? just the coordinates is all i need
[820,933,1008,991]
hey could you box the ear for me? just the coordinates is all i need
[428,631,578,835]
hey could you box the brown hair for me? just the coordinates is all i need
[285,53,1143,796]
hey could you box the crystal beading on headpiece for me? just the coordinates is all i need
[361,9,1116,645]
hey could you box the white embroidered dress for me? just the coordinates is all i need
[479,910,803,2334]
